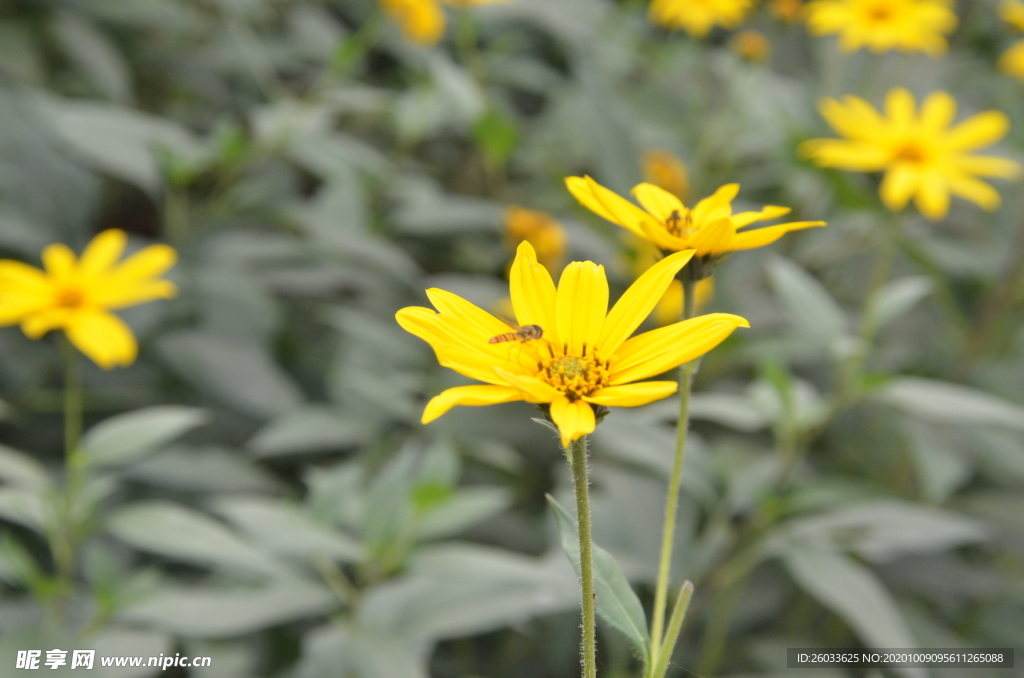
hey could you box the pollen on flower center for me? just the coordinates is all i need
[866,3,894,21]
[892,142,928,164]
[664,209,695,237]
[54,287,86,309]
[538,349,611,401]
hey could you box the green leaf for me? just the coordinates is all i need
[212,496,361,562]
[118,578,338,638]
[0,488,47,532]
[767,257,848,350]
[875,377,1024,431]
[781,541,924,678]
[473,109,519,166]
[868,276,931,331]
[82,406,209,466]
[107,501,285,576]
[248,407,369,458]
[0,444,51,491]
[547,494,651,664]
[417,487,513,541]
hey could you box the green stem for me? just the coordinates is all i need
[569,435,597,678]
[650,582,694,678]
[55,336,85,605]
[649,280,697,666]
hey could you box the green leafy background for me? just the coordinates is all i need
[0,0,1022,676]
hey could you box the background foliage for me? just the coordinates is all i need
[1,0,1023,677]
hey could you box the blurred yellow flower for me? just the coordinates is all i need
[771,0,805,21]
[631,237,714,325]
[731,29,772,61]
[379,0,504,46]
[653,279,714,326]
[998,0,1024,81]
[799,88,1022,220]
[648,0,754,37]
[642,150,690,202]
[504,206,567,275]
[566,176,825,279]
[0,230,177,369]
[804,0,957,55]
[396,243,748,446]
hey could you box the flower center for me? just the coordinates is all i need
[867,3,894,21]
[54,287,86,309]
[538,348,611,401]
[892,142,927,164]
[664,209,694,237]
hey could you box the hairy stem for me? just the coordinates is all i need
[569,435,597,678]
[54,336,85,610]
[649,280,697,666]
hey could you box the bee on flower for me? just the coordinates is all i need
[396,243,748,446]
[0,230,177,369]
[803,0,957,55]
[799,88,1022,220]
[566,176,825,281]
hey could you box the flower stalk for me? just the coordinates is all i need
[569,435,597,678]
[649,280,698,670]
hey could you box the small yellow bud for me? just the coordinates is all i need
[731,30,771,62]
[641,150,690,202]
[503,207,567,275]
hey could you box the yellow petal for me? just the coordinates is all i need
[422,385,522,424]
[107,244,177,284]
[79,230,127,278]
[692,217,736,257]
[64,309,138,369]
[94,280,177,310]
[555,261,608,356]
[565,176,619,224]
[946,174,1002,211]
[509,241,558,341]
[728,221,827,251]
[691,184,739,223]
[611,313,749,384]
[945,111,1011,151]
[569,176,658,239]
[732,205,791,229]
[919,91,956,132]
[797,139,889,171]
[884,88,916,128]
[879,165,920,211]
[0,260,49,296]
[21,308,74,338]
[0,300,48,325]
[597,248,695,354]
[955,155,1023,179]
[493,367,562,403]
[630,183,686,223]
[549,397,596,447]
[426,287,513,338]
[396,307,518,384]
[584,381,677,407]
[914,173,950,221]
[42,244,76,279]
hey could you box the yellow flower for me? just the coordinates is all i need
[803,0,957,55]
[771,0,805,22]
[648,0,754,37]
[630,237,714,325]
[642,150,690,203]
[504,206,567,275]
[566,176,825,280]
[799,88,1022,220]
[731,29,772,62]
[379,0,505,46]
[0,230,177,369]
[396,243,749,446]
[998,0,1024,81]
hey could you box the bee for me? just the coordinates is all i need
[489,324,544,344]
